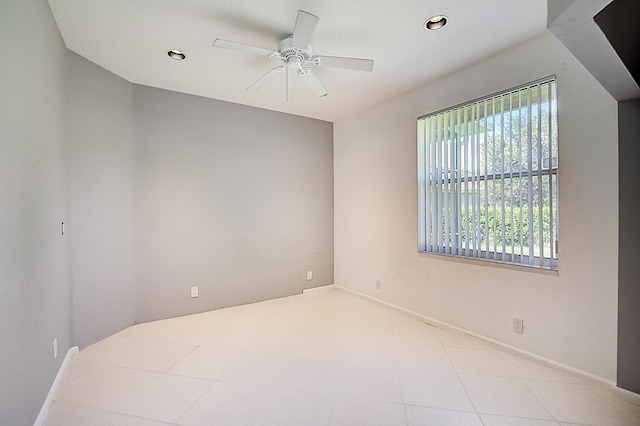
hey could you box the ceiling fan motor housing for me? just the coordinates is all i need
[279,36,312,64]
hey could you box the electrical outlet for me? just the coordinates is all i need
[53,338,58,360]
[376,280,381,290]
[306,271,313,281]
[191,286,199,298]
[513,318,524,334]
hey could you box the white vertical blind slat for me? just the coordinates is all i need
[428,117,438,252]
[500,94,506,258]
[421,118,428,251]
[443,112,450,254]
[537,84,544,262]
[527,87,534,265]
[518,89,525,263]
[417,77,557,269]
[491,97,498,257]
[549,81,556,260]
[508,93,515,261]
[459,107,465,255]
[483,99,490,258]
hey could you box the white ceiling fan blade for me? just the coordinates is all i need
[213,38,277,57]
[291,11,319,49]
[246,66,285,92]
[314,55,374,72]
[298,69,328,97]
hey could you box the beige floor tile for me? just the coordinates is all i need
[480,414,560,426]
[344,338,397,367]
[41,288,637,426]
[178,381,270,426]
[496,352,585,383]
[218,352,289,387]
[338,363,403,403]
[460,375,552,420]
[399,369,475,412]
[405,405,483,426]
[395,342,455,372]
[436,329,491,349]
[446,347,516,377]
[331,397,406,426]
[254,389,335,426]
[44,402,173,426]
[75,336,154,365]
[117,374,211,423]
[54,364,159,412]
[167,346,238,380]
[118,341,195,372]
[392,324,441,346]
[294,334,348,361]
[275,357,342,395]
[524,380,635,426]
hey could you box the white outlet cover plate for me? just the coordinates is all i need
[307,271,312,280]
[513,318,524,334]
[191,286,199,298]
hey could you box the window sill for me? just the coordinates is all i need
[417,250,559,276]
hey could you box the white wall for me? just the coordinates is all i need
[0,0,72,423]
[133,86,334,322]
[334,32,619,381]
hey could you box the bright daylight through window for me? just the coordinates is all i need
[417,77,558,269]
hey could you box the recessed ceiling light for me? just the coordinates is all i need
[167,49,186,60]
[425,15,448,31]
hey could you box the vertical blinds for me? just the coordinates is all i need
[417,77,558,269]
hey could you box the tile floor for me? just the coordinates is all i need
[42,288,640,426]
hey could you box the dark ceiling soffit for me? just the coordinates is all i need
[547,0,640,101]
[594,0,640,87]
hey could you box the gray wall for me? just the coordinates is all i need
[0,3,335,420]
[0,0,72,424]
[618,97,640,394]
[64,53,137,349]
[133,86,334,322]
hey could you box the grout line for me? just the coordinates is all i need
[42,287,636,425]
[334,285,616,388]
[42,400,177,425]
[516,377,558,422]
[440,341,484,423]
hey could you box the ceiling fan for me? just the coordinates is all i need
[213,10,374,100]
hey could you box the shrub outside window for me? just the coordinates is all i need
[417,77,558,269]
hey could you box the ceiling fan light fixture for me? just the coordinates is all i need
[167,49,186,60]
[425,15,448,31]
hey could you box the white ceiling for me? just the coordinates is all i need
[48,0,547,122]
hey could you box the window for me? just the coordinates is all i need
[417,77,558,269]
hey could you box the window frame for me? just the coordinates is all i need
[417,76,559,270]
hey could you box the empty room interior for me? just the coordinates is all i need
[2,0,640,425]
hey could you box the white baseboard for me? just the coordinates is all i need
[334,285,616,388]
[302,284,335,294]
[613,385,640,406]
[34,346,79,426]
